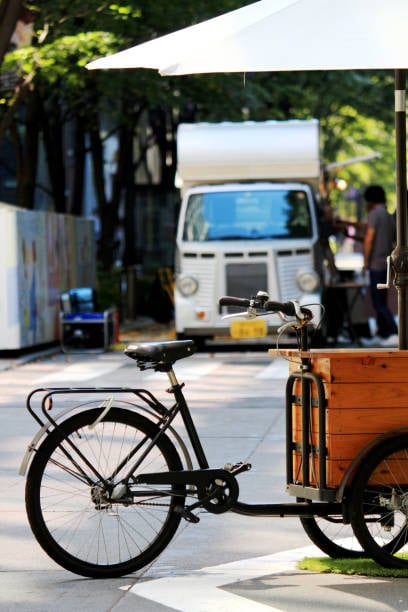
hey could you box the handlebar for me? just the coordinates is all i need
[219,295,313,321]
[219,296,252,308]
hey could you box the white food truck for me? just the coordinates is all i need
[174,120,325,345]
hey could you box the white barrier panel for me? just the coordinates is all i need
[0,203,96,349]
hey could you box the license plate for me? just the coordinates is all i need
[230,319,267,339]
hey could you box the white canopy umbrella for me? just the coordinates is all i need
[86,0,408,74]
[86,0,296,73]
[87,0,408,347]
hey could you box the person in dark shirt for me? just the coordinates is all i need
[361,185,398,347]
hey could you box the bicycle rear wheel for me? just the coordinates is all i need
[351,434,408,569]
[26,408,186,578]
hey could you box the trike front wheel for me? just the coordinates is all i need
[350,434,408,569]
[25,408,186,578]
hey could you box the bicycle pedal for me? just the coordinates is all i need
[174,505,200,524]
[223,461,252,475]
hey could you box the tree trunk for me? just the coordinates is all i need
[11,89,40,209]
[42,103,67,213]
[89,124,116,269]
[70,114,85,216]
[0,0,22,67]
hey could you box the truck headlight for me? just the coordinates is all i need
[296,270,319,293]
[176,275,199,296]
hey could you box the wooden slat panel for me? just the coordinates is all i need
[292,379,408,409]
[293,431,377,459]
[293,453,408,489]
[292,406,408,434]
[281,349,408,383]
[292,452,348,489]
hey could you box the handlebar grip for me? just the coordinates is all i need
[264,300,297,316]
[219,296,251,308]
[265,301,313,320]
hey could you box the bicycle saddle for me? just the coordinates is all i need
[124,340,196,365]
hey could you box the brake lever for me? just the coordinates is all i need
[277,320,294,334]
[277,309,311,334]
[290,299,305,320]
[222,306,257,320]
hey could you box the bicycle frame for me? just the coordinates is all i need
[125,360,342,519]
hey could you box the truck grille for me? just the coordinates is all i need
[277,250,313,300]
[181,254,216,309]
[226,263,267,309]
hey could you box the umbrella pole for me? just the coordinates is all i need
[391,69,408,349]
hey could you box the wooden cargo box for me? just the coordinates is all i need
[271,348,408,489]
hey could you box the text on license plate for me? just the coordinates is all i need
[230,319,267,339]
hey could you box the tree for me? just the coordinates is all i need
[0,1,260,268]
[0,0,397,272]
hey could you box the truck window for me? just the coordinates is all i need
[182,190,313,241]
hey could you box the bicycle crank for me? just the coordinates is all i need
[136,468,240,514]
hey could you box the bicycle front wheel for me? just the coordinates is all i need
[300,512,363,558]
[351,434,408,569]
[26,408,186,578]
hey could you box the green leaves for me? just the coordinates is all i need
[0,1,397,221]
[108,4,141,20]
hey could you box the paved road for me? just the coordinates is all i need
[1,346,407,611]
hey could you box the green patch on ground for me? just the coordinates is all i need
[297,557,408,578]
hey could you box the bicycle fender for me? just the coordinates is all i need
[19,405,78,476]
[19,404,194,476]
[336,426,408,502]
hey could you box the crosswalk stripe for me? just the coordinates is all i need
[255,360,289,379]
[126,545,319,611]
[146,360,219,380]
[33,361,123,383]
[32,356,290,384]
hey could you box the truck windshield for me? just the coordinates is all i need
[182,189,313,241]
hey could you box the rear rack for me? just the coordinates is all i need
[26,386,169,430]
